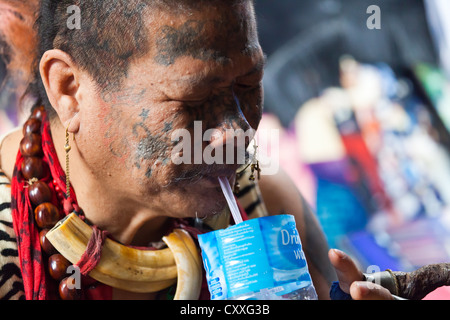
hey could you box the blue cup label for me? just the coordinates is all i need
[198,215,315,300]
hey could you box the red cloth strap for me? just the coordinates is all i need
[75,225,109,276]
[236,196,249,222]
[11,110,82,299]
[11,112,52,300]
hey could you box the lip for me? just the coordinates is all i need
[201,170,236,188]
[168,164,238,189]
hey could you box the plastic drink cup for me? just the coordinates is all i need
[198,214,318,300]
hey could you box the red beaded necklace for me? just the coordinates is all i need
[12,105,98,300]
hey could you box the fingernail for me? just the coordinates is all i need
[354,282,369,296]
[332,248,346,258]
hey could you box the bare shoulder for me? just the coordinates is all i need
[0,128,23,180]
[258,169,308,228]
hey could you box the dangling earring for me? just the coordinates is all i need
[249,144,261,181]
[234,140,262,193]
[64,126,72,199]
[233,179,241,193]
[249,162,261,181]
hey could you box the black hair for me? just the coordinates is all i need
[0,37,11,89]
[32,0,152,114]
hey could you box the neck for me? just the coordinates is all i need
[50,119,169,246]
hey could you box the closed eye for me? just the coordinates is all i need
[235,83,253,89]
[233,81,262,93]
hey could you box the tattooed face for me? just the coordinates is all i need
[77,1,264,219]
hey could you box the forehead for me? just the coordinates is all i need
[113,1,263,97]
[147,1,259,67]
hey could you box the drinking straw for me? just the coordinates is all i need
[218,176,243,224]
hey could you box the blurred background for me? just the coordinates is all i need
[2,0,450,299]
[254,0,450,299]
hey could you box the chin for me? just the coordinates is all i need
[163,184,227,220]
[189,186,226,217]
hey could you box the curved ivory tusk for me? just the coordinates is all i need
[163,229,202,300]
[46,213,201,295]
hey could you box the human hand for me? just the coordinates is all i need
[328,249,394,300]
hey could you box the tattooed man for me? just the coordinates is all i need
[0,0,402,300]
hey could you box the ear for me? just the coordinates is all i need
[39,49,81,132]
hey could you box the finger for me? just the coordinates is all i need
[328,249,364,293]
[350,281,394,300]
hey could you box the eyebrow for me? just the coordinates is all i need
[183,52,267,88]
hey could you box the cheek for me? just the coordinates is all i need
[95,102,113,135]
[75,104,130,182]
[99,105,134,162]
[128,107,187,181]
[80,97,142,174]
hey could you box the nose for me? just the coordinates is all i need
[205,92,255,165]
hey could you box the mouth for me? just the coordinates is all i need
[162,163,239,190]
[201,170,236,188]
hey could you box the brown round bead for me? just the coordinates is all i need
[35,203,61,229]
[28,181,52,206]
[21,157,44,180]
[19,134,43,157]
[22,118,42,135]
[32,105,46,121]
[59,277,82,300]
[48,254,71,281]
[39,229,57,256]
